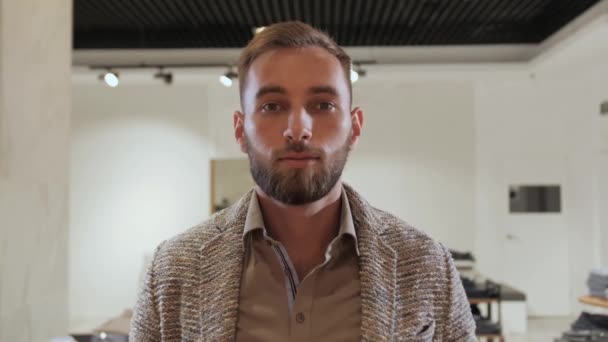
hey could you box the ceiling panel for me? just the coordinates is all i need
[73,0,601,49]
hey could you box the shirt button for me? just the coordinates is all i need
[295,312,305,323]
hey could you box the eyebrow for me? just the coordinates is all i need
[309,86,338,97]
[255,85,340,100]
[256,85,287,99]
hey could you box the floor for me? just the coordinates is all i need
[505,316,574,342]
[71,316,580,341]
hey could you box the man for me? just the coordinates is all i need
[130,21,476,341]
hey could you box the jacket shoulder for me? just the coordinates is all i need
[153,211,227,273]
[152,189,252,275]
[371,208,449,259]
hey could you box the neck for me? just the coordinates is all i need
[255,180,344,277]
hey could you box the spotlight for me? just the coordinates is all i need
[351,64,367,83]
[219,75,232,87]
[351,69,359,83]
[253,26,266,35]
[154,67,173,85]
[219,69,237,87]
[100,70,119,87]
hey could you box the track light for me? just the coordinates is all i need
[219,68,238,87]
[100,70,119,87]
[253,26,266,35]
[350,64,367,83]
[351,69,359,83]
[154,67,173,85]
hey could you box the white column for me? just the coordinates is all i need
[0,0,71,341]
[598,153,608,267]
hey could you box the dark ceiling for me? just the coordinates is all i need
[73,0,600,49]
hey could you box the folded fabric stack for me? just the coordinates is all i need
[573,312,608,332]
[68,309,132,342]
[450,249,475,273]
[554,312,608,342]
[461,277,500,299]
[554,330,608,342]
[470,304,502,336]
[588,267,608,299]
[450,250,475,262]
[71,334,128,342]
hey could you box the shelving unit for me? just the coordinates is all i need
[579,295,608,308]
[477,334,504,341]
[469,297,504,342]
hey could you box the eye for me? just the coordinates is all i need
[261,102,282,112]
[316,102,336,111]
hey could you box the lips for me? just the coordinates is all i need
[277,153,320,168]
[279,153,319,161]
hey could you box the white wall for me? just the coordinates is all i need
[346,82,476,251]
[474,77,601,315]
[70,84,212,329]
[602,115,608,151]
[599,153,608,267]
[472,20,608,314]
[598,89,608,267]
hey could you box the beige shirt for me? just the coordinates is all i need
[235,189,361,342]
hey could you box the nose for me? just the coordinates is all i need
[283,109,312,142]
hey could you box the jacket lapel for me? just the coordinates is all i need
[197,190,252,341]
[345,184,398,342]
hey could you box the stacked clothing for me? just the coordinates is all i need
[572,312,608,332]
[554,312,608,342]
[471,304,502,335]
[69,309,132,342]
[588,267,608,299]
[450,250,475,262]
[71,334,128,342]
[450,250,475,271]
[474,316,502,335]
[554,330,608,342]
[451,249,477,281]
[461,277,500,299]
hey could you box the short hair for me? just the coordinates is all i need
[237,21,352,105]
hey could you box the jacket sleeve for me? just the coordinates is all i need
[130,242,165,342]
[438,245,477,342]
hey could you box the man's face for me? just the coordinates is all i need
[234,47,363,205]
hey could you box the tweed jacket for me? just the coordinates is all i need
[130,184,476,341]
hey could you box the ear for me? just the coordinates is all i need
[349,107,364,148]
[233,111,247,153]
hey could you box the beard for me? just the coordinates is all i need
[246,134,351,205]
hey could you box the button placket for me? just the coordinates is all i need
[290,271,316,339]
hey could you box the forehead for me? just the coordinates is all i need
[245,47,348,95]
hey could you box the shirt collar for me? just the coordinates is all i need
[242,187,360,256]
